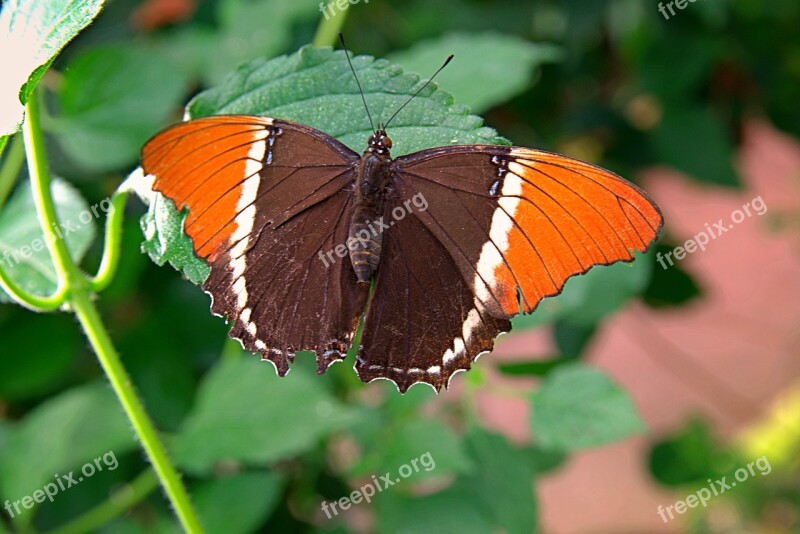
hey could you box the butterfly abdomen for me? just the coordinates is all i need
[349,208,383,283]
[349,149,392,283]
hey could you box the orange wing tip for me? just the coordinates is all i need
[141,118,278,263]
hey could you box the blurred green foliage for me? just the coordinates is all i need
[0,178,96,302]
[0,0,798,532]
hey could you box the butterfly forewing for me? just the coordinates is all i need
[391,145,664,319]
[142,116,368,374]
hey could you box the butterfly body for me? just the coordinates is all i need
[349,130,394,282]
[142,115,663,392]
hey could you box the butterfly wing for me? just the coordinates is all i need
[141,115,369,373]
[393,145,663,317]
[356,145,663,391]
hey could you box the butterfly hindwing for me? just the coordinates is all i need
[357,201,512,392]
[142,116,368,373]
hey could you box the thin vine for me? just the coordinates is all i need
[0,95,204,534]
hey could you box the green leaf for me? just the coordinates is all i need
[379,428,538,533]
[388,32,562,113]
[188,45,507,155]
[553,319,596,357]
[649,419,731,486]
[377,486,495,534]
[459,428,537,533]
[496,356,574,377]
[643,243,702,307]
[652,107,740,187]
[181,472,284,534]
[522,444,567,475]
[204,0,323,86]
[124,170,210,285]
[0,382,137,502]
[352,418,472,481]
[0,178,97,302]
[531,363,645,451]
[0,0,105,135]
[133,44,507,283]
[511,250,654,330]
[54,44,191,173]
[382,383,437,418]
[171,358,358,475]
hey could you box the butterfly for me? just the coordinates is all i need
[140,40,663,393]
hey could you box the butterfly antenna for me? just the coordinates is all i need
[383,54,454,131]
[339,33,375,133]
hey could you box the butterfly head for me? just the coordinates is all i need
[339,33,452,162]
[367,129,392,156]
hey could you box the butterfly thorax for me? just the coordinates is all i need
[349,131,393,283]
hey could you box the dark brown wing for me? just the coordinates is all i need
[141,115,368,373]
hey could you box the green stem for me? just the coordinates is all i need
[0,133,24,208]
[0,262,67,311]
[24,95,75,287]
[312,1,349,47]
[0,106,71,312]
[70,283,204,533]
[22,96,205,534]
[46,470,159,534]
[340,304,367,392]
[87,190,129,292]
